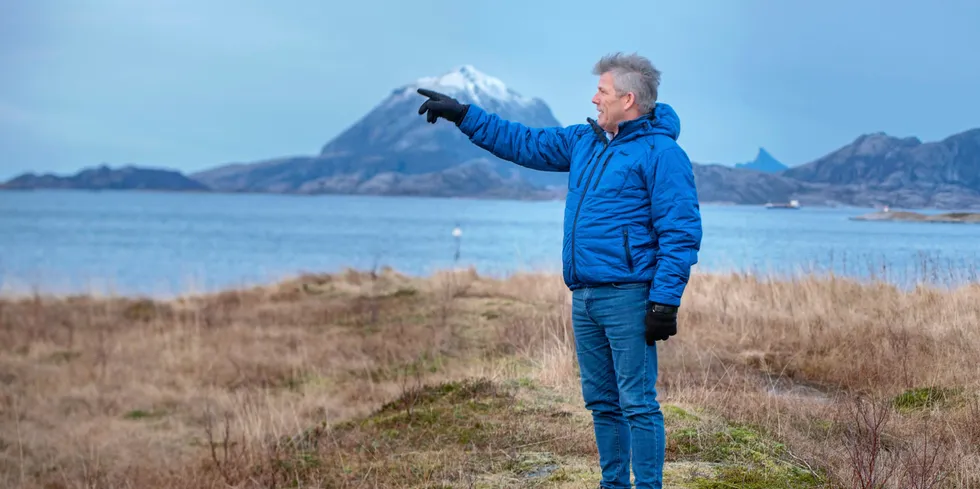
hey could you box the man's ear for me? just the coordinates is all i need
[623,92,636,111]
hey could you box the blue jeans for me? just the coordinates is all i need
[572,283,664,489]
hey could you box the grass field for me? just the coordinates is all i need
[1,266,978,488]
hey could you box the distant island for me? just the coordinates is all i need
[3,65,980,210]
[0,164,208,192]
[850,210,980,224]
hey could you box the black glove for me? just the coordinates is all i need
[417,88,469,125]
[645,302,678,344]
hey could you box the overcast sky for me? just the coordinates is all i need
[2,0,979,179]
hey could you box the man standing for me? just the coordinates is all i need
[417,52,702,489]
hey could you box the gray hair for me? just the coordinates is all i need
[592,52,661,112]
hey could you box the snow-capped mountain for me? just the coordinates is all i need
[415,65,545,110]
[192,65,568,196]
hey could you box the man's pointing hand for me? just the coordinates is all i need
[417,88,469,125]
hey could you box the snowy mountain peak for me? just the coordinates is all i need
[412,65,538,107]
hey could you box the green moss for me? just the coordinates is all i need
[692,464,822,489]
[46,350,81,363]
[270,378,825,488]
[123,408,167,420]
[545,467,574,482]
[664,404,700,421]
[122,299,159,321]
[391,287,418,297]
[328,378,518,452]
[353,352,447,383]
[503,376,536,389]
[376,378,502,413]
[504,451,558,476]
[665,414,825,488]
[669,423,774,463]
[272,451,321,474]
[893,386,964,412]
[707,425,777,464]
[481,310,500,320]
[670,427,702,455]
[663,455,823,488]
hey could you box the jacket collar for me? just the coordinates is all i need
[586,108,658,143]
[586,103,682,143]
[614,111,657,141]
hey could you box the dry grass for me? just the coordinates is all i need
[0,265,978,488]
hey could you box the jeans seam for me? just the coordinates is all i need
[614,421,622,482]
[642,347,648,406]
[645,344,662,483]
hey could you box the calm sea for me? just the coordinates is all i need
[1,190,978,297]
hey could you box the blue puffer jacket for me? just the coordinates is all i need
[457,102,703,307]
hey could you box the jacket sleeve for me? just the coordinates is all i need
[644,146,703,306]
[457,104,577,172]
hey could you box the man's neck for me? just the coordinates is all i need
[608,112,643,137]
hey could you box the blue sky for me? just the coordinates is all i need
[2,0,979,180]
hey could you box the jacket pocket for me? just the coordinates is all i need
[622,225,634,273]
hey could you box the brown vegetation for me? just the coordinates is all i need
[1,267,978,488]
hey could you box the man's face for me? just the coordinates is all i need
[592,72,630,133]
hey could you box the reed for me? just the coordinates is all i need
[1,264,977,488]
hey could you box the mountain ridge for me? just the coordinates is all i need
[3,66,979,209]
[0,164,209,192]
[189,65,567,197]
[779,127,980,208]
[734,147,788,173]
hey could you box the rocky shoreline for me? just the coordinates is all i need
[850,210,980,223]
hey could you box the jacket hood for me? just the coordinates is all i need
[649,102,681,140]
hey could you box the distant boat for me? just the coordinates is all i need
[765,199,800,209]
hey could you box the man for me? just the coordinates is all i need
[417,52,702,489]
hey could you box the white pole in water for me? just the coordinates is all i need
[452,224,462,265]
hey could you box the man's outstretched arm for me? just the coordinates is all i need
[645,147,703,307]
[418,89,577,172]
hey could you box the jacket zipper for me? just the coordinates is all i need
[571,115,654,283]
[577,119,608,188]
[591,152,615,191]
[622,226,634,273]
[569,121,613,284]
[576,161,589,187]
